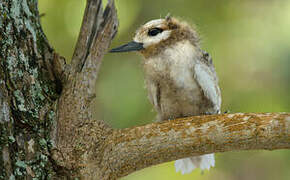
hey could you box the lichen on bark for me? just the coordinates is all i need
[0,0,61,179]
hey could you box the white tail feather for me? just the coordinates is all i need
[174,154,215,174]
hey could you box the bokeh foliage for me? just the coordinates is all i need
[39,0,290,179]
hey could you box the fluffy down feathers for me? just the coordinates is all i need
[175,154,215,174]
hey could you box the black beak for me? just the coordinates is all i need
[110,41,144,53]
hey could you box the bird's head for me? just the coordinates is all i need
[110,16,199,57]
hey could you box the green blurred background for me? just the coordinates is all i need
[39,0,290,179]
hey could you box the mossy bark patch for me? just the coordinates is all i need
[0,0,59,179]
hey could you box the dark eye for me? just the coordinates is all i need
[148,28,163,36]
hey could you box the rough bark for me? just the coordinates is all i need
[0,0,63,179]
[0,0,289,180]
[53,0,118,178]
[103,113,290,179]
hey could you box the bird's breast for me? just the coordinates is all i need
[144,40,200,91]
[143,41,208,120]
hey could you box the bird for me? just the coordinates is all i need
[110,15,221,175]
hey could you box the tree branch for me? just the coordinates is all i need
[101,113,290,179]
[54,0,118,175]
[69,0,118,74]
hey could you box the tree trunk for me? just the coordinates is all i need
[0,0,118,179]
[0,0,63,179]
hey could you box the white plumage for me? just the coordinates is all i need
[175,154,215,174]
[138,18,221,174]
[110,16,221,175]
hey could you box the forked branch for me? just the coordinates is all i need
[55,0,118,175]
